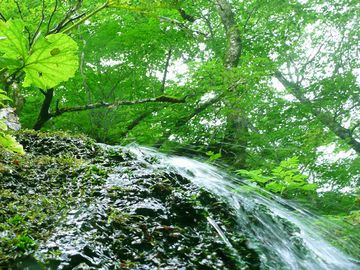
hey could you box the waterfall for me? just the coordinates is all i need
[126,144,360,270]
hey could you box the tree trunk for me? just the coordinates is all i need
[33,89,54,130]
[215,0,249,168]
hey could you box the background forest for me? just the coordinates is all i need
[0,0,359,256]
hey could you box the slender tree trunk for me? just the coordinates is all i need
[154,0,249,168]
[215,0,242,69]
[33,89,54,130]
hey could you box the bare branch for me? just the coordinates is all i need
[48,0,84,34]
[30,0,45,47]
[52,95,185,117]
[13,0,31,43]
[60,13,86,30]
[160,49,172,93]
[46,0,58,34]
[13,0,24,20]
[159,16,207,38]
[0,12,7,22]
[178,8,196,22]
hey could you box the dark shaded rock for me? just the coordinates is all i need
[0,130,260,269]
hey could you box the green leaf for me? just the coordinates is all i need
[23,34,79,89]
[237,169,272,183]
[0,89,12,107]
[107,0,180,10]
[0,19,79,89]
[0,19,28,65]
[301,184,318,191]
[0,57,22,69]
[0,120,8,131]
[265,182,286,193]
[0,93,12,102]
[0,132,24,155]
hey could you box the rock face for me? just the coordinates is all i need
[0,108,21,131]
[0,131,260,269]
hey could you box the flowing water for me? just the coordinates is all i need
[125,144,360,270]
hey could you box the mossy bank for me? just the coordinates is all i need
[0,130,260,269]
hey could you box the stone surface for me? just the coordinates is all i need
[0,130,260,269]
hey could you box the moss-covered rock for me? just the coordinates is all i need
[0,130,260,269]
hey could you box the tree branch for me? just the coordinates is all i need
[119,110,154,138]
[178,8,196,22]
[52,95,185,117]
[275,71,360,154]
[154,94,224,147]
[0,12,7,22]
[48,0,84,34]
[14,0,31,43]
[30,0,45,48]
[46,0,58,34]
[160,49,172,93]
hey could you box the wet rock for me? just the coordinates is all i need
[0,130,260,269]
[130,199,166,217]
[0,107,21,131]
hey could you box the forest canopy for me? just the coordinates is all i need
[0,0,359,217]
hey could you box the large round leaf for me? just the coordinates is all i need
[0,19,79,89]
[23,34,79,89]
[0,19,27,68]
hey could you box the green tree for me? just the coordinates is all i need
[0,0,359,192]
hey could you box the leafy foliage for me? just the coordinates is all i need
[0,90,24,154]
[0,19,78,89]
[107,0,181,10]
[0,0,358,239]
[237,157,318,197]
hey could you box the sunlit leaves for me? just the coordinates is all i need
[107,0,181,11]
[0,19,79,89]
[23,34,79,89]
[0,132,25,155]
[237,157,318,197]
[0,90,24,154]
[0,20,28,69]
[0,90,12,108]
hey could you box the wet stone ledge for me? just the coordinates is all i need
[0,130,260,269]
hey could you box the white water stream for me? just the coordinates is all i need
[126,145,360,270]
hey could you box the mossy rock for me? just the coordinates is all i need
[0,130,261,269]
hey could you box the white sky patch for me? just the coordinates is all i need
[199,43,206,51]
[199,117,225,128]
[154,58,189,86]
[100,57,125,67]
[316,143,356,164]
[354,68,360,85]
[199,91,217,104]
[271,77,285,91]
[270,77,298,101]
[86,62,97,71]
